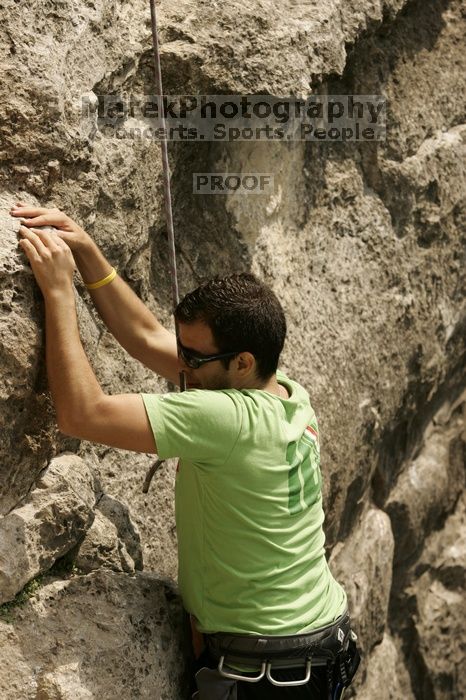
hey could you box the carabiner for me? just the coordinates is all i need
[266,659,312,687]
[217,656,267,683]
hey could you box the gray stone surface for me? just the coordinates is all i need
[0,454,96,604]
[0,193,56,515]
[404,493,466,700]
[386,393,465,564]
[385,397,466,699]
[79,445,179,581]
[354,633,415,700]
[329,507,394,655]
[0,570,190,700]
[74,509,135,574]
[96,493,144,570]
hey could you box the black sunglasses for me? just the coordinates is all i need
[177,338,240,370]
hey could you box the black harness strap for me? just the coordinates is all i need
[205,611,352,671]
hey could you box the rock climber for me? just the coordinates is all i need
[10,202,360,699]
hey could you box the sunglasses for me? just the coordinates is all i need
[177,338,240,370]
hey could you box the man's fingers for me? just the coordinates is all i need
[30,227,67,250]
[54,230,76,243]
[22,226,72,251]
[47,231,70,249]
[11,207,66,226]
[30,228,74,258]
[54,229,70,238]
[19,226,53,256]
[18,238,42,264]
[15,214,50,227]
[11,206,52,216]
[13,211,70,232]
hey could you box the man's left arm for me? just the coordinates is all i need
[18,224,158,454]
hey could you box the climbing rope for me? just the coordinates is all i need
[143,0,186,494]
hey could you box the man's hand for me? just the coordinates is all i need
[10,201,90,253]
[12,205,158,453]
[11,201,180,384]
[18,225,76,297]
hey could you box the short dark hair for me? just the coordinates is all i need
[175,273,286,381]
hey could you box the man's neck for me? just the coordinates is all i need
[239,374,289,398]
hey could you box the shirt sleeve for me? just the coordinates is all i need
[140,388,243,464]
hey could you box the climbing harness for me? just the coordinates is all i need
[143,0,186,494]
[193,610,360,698]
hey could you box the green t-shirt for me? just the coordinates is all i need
[141,370,347,635]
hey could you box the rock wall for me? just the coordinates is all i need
[1,0,465,698]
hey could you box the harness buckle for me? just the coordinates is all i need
[266,658,312,687]
[217,656,266,683]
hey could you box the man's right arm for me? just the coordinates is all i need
[10,203,180,385]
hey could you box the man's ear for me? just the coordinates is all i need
[236,351,255,374]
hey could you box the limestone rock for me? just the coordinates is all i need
[354,634,415,700]
[407,493,466,700]
[385,397,465,564]
[329,508,394,654]
[0,192,57,515]
[0,454,96,604]
[0,570,190,700]
[36,664,94,700]
[74,509,135,574]
[79,445,179,581]
[378,125,466,243]
[97,493,143,570]
[347,0,466,161]
[417,491,466,594]
[414,577,465,700]
[154,0,409,96]
[386,418,466,700]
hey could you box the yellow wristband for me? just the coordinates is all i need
[85,267,117,290]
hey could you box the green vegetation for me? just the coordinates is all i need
[0,575,44,623]
[0,551,80,624]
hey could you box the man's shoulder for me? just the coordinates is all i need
[276,369,309,398]
[141,387,243,462]
[144,386,242,410]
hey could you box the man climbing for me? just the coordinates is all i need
[10,203,360,699]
